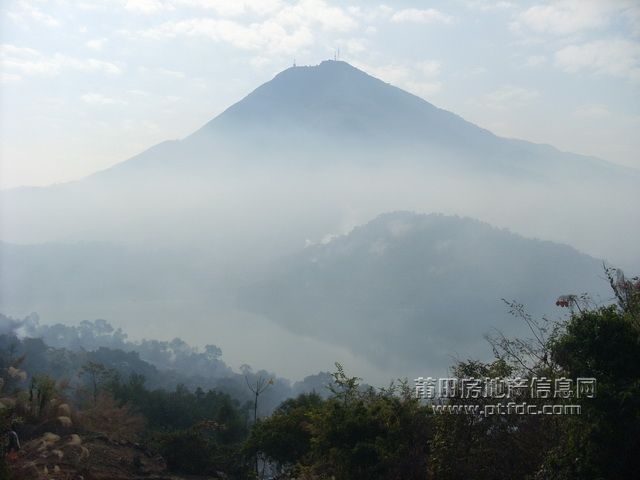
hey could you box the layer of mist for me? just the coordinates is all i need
[1,61,637,384]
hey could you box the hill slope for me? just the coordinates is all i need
[242,211,608,371]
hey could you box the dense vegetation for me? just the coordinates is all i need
[1,268,638,479]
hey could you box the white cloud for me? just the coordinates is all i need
[466,1,514,10]
[140,0,356,29]
[404,80,442,97]
[131,0,357,57]
[390,8,453,25]
[80,0,283,16]
[81,93,128,105]
[81,59,123,75]
[137,18,314,55]
[86,38,108,51]
[121,118,160,132]
[7,1,61,28]
[417,60,441,78]
[347,5,393,23]
[481,85,540,109]
[512,0,612,36]
[572,104,612,120]
[340,38,366,55]
[249,56,272,68]
[627,4,640,37]
[156,67,187,78]
[177,0,283,17]
[1,44,123,77]
[76,2,106,11]
[524,55,547,67]
[127,89,152,97]
[555,39,640,81]
[509,2,640,81]
[123,0,174,14]
[512,0,640,39]
[274,0,358,32]
[1,72,22,84]
[0,44,40,57]
[354,60,444,98]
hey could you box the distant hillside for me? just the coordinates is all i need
[0,313,334,414]
[242,212,608,371]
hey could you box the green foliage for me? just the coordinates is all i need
[79,361,115,405]
[111,374,249,439]
[155,425,250,477]
[248,366,431,480]
[429,359,558,480]
[545,299,640,478]
[28,374,56,419]
[431,270,640,480]
[108,373,252,477]
[327,362,362,404]
[311,387,431,479]
[157,428,211,474]
[245,392,323,476]
[606,267,640,321]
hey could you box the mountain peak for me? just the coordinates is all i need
[288,59,360,72]
[194,59,456,144]
[258,59,377,101]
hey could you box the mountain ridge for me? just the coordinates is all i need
[241,210,609,371]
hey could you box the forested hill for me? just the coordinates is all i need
[243,211,608,371]
[0,312,333,416]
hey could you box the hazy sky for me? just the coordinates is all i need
[1,0,639,189]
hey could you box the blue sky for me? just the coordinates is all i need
[1,0,639,188]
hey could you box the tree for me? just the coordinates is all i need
[247,364,432,479]
[246,375,273,425]
[28,374,57,419]
[543,271,640,478]
[245,374,274,477]
[245,392,323,477]
[79,361,114,405]
[428,358,558,480]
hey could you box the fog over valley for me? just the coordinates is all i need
[1,61,638,384]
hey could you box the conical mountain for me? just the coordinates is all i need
[95,60,631,179]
